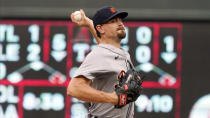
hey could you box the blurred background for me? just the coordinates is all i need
[0,0,210,118]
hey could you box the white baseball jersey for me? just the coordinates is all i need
[74,43,135,118]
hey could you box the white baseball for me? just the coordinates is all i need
[74,11,82,21]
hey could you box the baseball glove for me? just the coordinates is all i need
[115,69,144,108]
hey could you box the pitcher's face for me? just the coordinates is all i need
[102,17,126,39]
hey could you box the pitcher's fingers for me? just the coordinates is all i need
[70,13,75,22]
[80,9,86,18]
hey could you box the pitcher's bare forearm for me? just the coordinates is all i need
[67,77,118,105]
[86,19,101,44]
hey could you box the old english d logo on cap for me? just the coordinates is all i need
[110,8,116,13]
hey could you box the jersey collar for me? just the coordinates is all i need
[98,43,128,57]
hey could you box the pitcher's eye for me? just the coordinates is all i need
[110,19,115,23]
[108,18,117,23]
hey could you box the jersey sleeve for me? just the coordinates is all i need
[73,49,113,80]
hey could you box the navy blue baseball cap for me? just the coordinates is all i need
[92,6,128,28]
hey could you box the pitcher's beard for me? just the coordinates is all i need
[117,30,126,39]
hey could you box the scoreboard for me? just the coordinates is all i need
[0,21,73,118]
[125,22,182,118]
[0,20,199,118]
